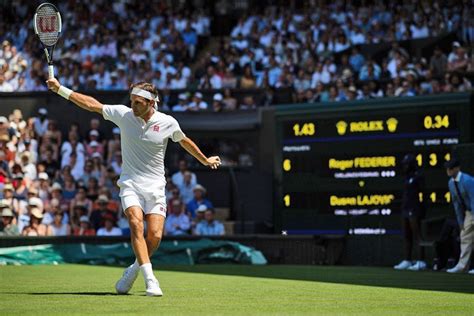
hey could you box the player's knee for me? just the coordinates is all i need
[128,217,144,234]
[147,228,163,242]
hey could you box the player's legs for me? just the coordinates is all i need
[126,206,150,265]
[144,214,165,256]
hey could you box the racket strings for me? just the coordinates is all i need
[36,6,60,46]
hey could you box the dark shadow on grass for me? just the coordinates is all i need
[0,291,121,296]
[157,264,474,295]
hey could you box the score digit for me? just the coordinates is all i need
[284,194,291,207]
[283,159,292,172]
[429,153,437,166]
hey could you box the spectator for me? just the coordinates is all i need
[97,213,122,236]
[240,65,257,89]
[212,93,224,112]
[171,159,197,189]
[46,211,71,236]
[186,184,213,218]
[21,207,47,236]
[72,215,96,236]
[188,92,208,111]
[69,186,93,218]
[42,197,62,225]
[0,208,19,236]
[165,198,191,236]
[33,108,49,138]
[430,47,448,77]
[90,194,115,231]
[195,209,225,236]
[222,89,238,111]
[191,204,207,234]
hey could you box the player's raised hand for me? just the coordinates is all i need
[46,77,61,93]
[205,156,221,169]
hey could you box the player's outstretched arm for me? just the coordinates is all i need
[46,78,103,114]
[179,137,221,169]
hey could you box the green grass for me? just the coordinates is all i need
[0,264,473,315]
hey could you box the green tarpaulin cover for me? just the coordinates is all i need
[0,239,267,265]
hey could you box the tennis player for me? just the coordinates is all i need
[46,78,221,296]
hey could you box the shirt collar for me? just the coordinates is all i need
[454,171,462,182]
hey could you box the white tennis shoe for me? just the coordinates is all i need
[393,260,412,270]
[115,264,139,294]
[145,278,163,297]
[407,260,427,271]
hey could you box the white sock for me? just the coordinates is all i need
[130,259,139,271]
[140,263,155,280]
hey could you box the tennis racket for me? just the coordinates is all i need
[33,3,62,79]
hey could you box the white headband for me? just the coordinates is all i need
[131,87,160,109]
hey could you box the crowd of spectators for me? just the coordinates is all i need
[0,1,210,92]
[0,109,225,237]
[1,1,473,110]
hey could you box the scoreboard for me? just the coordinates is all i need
[274,95,472,235]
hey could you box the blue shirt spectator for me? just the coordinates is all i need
[195,209,225,236]
[349,49,366,73]
[165,198,191,235]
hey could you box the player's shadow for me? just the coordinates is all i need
[158,265,474,295]
[26,292,120,296]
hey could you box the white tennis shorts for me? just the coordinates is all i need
[119,179,167,217]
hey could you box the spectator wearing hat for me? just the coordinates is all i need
[212,93,225,112]
[47,183,64,211]
[18,196,44,233]
[72,215,96,236]
[2,183,18,210]
[0,208,19,236]
[33,108,49,137]
[445,159,474,274]
[195,208,225,236]
[164,198,191,236]
[37,172,51,200]
[46,210,71,236]
[97,213,122,236]
[186,184,214,218]
[21,206,47,236]
[86,129,104,158]
[191,204,207,234]
[188,92,208,111]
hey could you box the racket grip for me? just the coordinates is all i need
[48,65,55,79]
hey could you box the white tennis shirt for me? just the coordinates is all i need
[102,104,185,191]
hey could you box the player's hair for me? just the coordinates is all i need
[130,82,159,103]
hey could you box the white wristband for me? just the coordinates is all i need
[57,85,73,100]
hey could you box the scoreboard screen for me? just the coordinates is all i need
[275,97,471,235]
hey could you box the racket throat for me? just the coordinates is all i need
[44,48,52,63]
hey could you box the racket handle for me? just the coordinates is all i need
[48,65,55,79]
